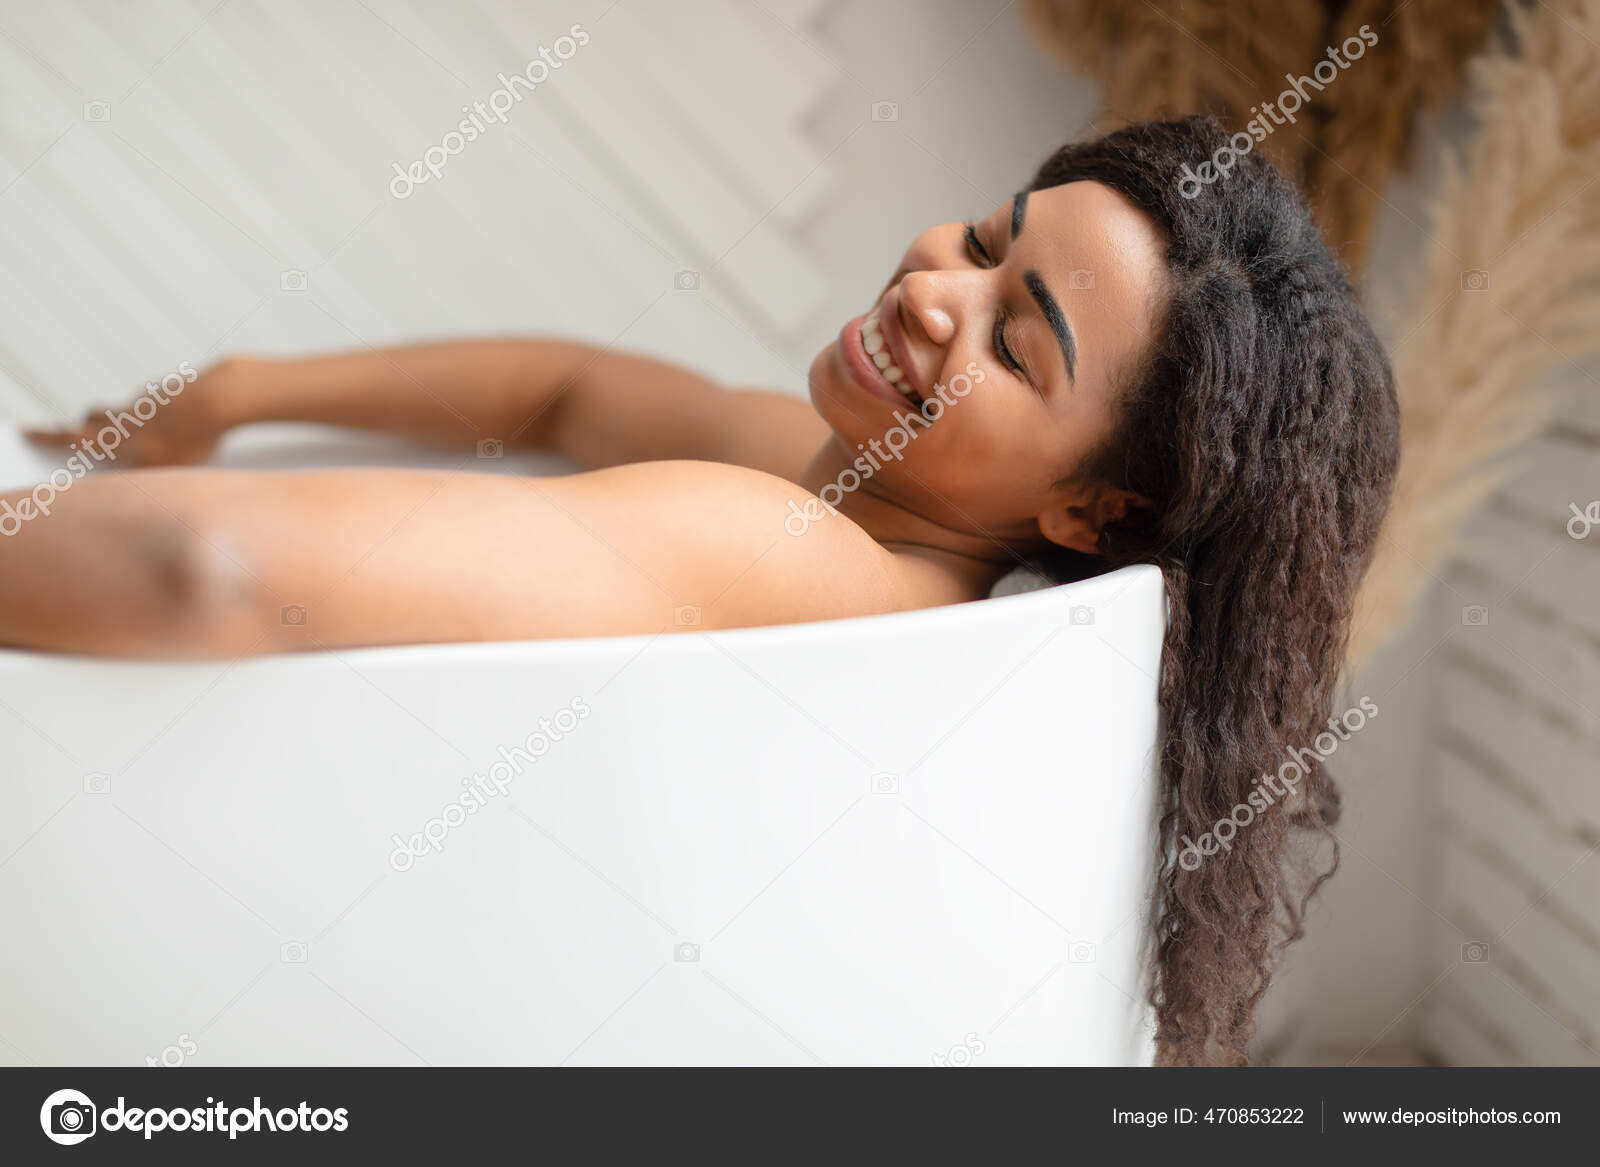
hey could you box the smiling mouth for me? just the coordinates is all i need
[859,307,926,409]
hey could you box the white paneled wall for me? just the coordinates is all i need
[1419,366,1600,1065]
[0,0,839,421]
[0,0,1098,426]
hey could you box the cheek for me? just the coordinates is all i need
[918,369,1093,501]
[906,384,1037,494]
[924,357,1030,457]
[930,356,985,407]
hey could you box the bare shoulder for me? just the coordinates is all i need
[551,458,916,629]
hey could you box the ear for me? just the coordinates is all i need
[1037,485,1150,555]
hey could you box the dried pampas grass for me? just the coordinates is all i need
[1347,0,1600,665]
[1307,0,1503,261]
[1024,0,1501,266]
[1023,0,1322,194]
[1026,0,1324,148]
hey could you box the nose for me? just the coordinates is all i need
[898,270,956,347]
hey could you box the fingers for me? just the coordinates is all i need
[22,411,143,465]
[21,404,206,469]
[24,404,129,448]
[21,424,89,447]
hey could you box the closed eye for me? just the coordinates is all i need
[966,223,1031,386]
[992,313,1022,375]
[962,222,992,267]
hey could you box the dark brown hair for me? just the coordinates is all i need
[1029,117,1400,1064]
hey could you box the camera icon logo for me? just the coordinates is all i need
[1460,605,1489,627]
[1068,269,1096,290]
[674,271,700,291]
[82,101,111,123]
[280,269,308,292]
[674,605,701,626]
[871,772,900,795]
[1068,940,1097,963]
[280,604,307,626]
[280,940,308,963]
[476,438,504,459]
[40,1088,96,1146]
[1461,269,1489,291]
[871,100,899,122]
[674,942,700,963]
[83,772,111,795]
[1068,605,1095,626]
[1461,941,1490,963]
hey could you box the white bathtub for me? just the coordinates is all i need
[0,427,1165,1066]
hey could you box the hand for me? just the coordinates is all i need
[22,359,244,468]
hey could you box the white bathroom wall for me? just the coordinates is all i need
[0,0,1097,426]
[1414,366,1600,1065]
[0,0,831,419]
[1253,618,1437,1065]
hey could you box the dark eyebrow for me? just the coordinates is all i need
[1023,269,1076,382]
[1009,190,1028,239]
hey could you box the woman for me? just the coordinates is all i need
[12,117,1399,1063]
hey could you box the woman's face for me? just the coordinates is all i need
[808,180,1167,552]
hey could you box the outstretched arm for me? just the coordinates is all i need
[25,340,828,477]
[0,460,896,657]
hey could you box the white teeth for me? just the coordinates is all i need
[858,306,911,394]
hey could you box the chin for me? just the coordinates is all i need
[806,345,866,445]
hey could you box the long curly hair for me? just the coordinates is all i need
[1027,118,1400,1064]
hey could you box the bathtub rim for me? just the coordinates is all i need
[0,562,1165,672]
